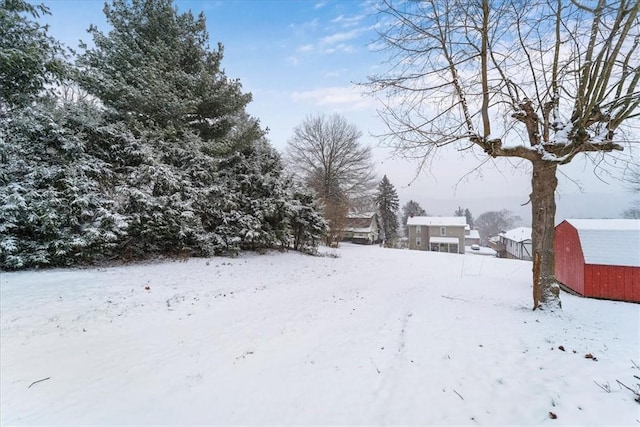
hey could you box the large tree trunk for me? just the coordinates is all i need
[530,160,561,310]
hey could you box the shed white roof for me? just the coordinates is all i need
[565,219,640,267]
[407,216,467,227]
[500,227,532,243]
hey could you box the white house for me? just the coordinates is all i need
[342,213,380,244]
[497,227,532,260]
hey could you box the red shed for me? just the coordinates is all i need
[555,219,640,303]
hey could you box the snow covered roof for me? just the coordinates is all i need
[500,227,532,243]
[348,212,376,219]
[564,219,640,267]
[407,216,467,227]
[467,230,480,239]
[344,216,375,233]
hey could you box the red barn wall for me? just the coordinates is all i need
[555,222,585,295]
[584,264,640,303]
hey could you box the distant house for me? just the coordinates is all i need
[555,219,640,303]
[464,225,481,247]
[342,213,380,244]
[495,227,532,260]
[406,216,467,254]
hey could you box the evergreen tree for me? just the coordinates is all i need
[76,0,254,143]
[464,208,474,229]
[0,100,128,268]
[374,175,399,244]
[0,0,67,110]
[288,186,328,253]
[400,200,427,237]
[454,206,474,228]
[73,0,289,258]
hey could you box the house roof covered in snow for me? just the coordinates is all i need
[344,215,376,233]
[467,230,480,239]
[564,219,640,267]
[407,216,467,227]
[500,227,532,243]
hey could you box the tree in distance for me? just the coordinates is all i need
[286,113,377,245]
[475,210,522,246]
[454,207,475,230]
[622,165,640,219]
[366,0,639,310]
[375,175,400,245]
[400,200,427,238]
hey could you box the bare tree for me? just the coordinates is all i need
[622,164,640,218]
[366,0,640,310]
[286,113,377,244]
[475,210,522,246]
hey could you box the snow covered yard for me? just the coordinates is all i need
[1,244,638,426]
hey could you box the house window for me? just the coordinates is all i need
[416,236,421,246]
[416,225,421,234]
[440,227,446,236]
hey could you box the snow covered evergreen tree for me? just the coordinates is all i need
[288,186,327,254]
[71,0,323,259]
[76,0,254,144]
[0,100,128,268]
[0,0,66,110]
[374,175,399,244]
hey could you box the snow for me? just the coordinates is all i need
[466,245,497,256]
[408,216,468,226]
[565,219,640,268]
[501,226,532,243]
[467,229,481,240]
[2,244,639,425]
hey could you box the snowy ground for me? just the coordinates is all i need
[1,243,639,425]
[465,245,497,257]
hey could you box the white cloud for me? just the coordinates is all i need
[297,44,314,52]
[331,14,366,27]
[320,29,361,45]
[314,1,327,9]
[286,56,299,65]
[290,86,372,111]
[323,68,349,78]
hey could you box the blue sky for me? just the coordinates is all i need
[38,0,632,221]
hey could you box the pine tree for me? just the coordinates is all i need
[374,175,399,244]
[0,100,128,269]
[400,200,427,237]
[73,0,275,258]
[0,0,67,110]
[288,186,328,253]
[464,208,474,229]
[76,0,254,143]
